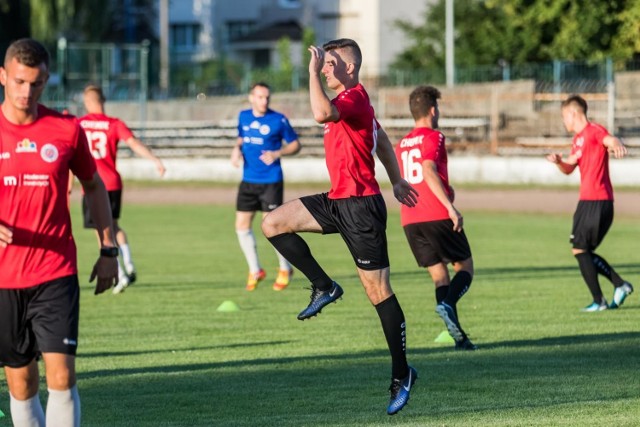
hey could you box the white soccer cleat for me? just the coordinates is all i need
[112,275,130,294]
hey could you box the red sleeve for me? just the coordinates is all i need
[332,90,366,124]
[69,124,97,180]
[421,131,444,162]
[114,119,134,141]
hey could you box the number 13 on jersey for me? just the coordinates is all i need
[401,149,424,184]
[85,131,108,159]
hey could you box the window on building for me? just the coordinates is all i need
[225,21,257,42]
[253,49,270,69]
[170,23,201,50]
[278,0,301,8]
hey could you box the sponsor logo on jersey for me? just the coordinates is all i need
[400,135,424,148]
[80,120,109,130]
[250,120,261,129]
[259,124,271,135]
[3,176,18,186]
[15,139,37,153]
[23,174,50,187]
[40,144,59,163]
[0,152,10,160]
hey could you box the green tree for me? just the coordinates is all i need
[392,0,640,73]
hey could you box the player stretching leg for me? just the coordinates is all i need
[262,39,419,414]
[547,95,633,311]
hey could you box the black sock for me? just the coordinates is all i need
[592,252,624,287]
[443,271,473,307]
[575,252,604,302]
[267,233,332,291]
[435,285,449,304]
[375,294,408,379]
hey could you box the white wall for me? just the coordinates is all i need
[117,156,640,186]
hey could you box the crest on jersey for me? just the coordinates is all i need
[15,139,37,153]
[259,124,271,135]
[40,143,59,163]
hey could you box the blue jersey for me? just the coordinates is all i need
[237,109,298,184]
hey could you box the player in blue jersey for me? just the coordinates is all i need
[231,82,301,291]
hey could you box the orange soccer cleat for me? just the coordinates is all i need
[273,269,293,291]
[246,269,266,291]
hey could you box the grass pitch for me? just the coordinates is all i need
[1,201,638,426]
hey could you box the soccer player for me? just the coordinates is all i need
[394,85,476,350]
[78,85,166,294]
[261,38,419,415]
[547,94,633,311]
[231,82,301,291]
[0,38,118,427]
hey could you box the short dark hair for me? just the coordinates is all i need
[83,84,106,103]
[322,38,362,72]
[409,85,441,121]
[4,38,50,69]
[561,94,588,115]
[250,82,270,92]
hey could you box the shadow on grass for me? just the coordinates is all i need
[75,331,640,426]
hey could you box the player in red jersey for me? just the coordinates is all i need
[547,94,633,311]
[78,85,166,294]
[261,38,419,415]
[395,86,476,350]
[0,38,118,427]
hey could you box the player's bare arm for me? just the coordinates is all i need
[423,160,463,232]
[308,46,340,123]
[79,172,119,294]
[603,135,628,159]
[231,137,243,168]
[260,139,301,165]
[376,128,419,207]
[0,224,13,247]
[546,152,577,175]
[125,136,166,176]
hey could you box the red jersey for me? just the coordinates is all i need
[324,84,381,199]
[571,122,613,201]
[79,113,133,191]
[0,105,97,289]
[395,127,451,226]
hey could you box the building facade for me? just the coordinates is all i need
[164,0,427,78]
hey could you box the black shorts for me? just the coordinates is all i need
[571,200,613,251]
[83,189,122,228]
[404,220,472,267]
[300,193,389,270]
[236,181,284,212]
[0,275,80,368]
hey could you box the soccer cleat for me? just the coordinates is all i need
[273,269,293,291]
[387,366,417,415]
[112,275,130,294]
[581,300,608,312]
[435,302,465,342]
[610,282,634,309]
[455,336,478,351]
[245,269,266,291]
[125,264,137,284]
[297,282,343,320]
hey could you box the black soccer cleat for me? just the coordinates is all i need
[387,366,418,415]
[297,282,344,320]
[455,336,478,351]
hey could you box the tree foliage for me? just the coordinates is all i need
[392,0,640,73]
[0,0,156,48]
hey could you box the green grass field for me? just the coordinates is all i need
[1,200,638,426]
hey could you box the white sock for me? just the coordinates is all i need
[275,250,291,272]
[236,229,261,273]
[10,392,45,427]
[117,259,127,282]
[46,386,81,427]
[119,243,134,272]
